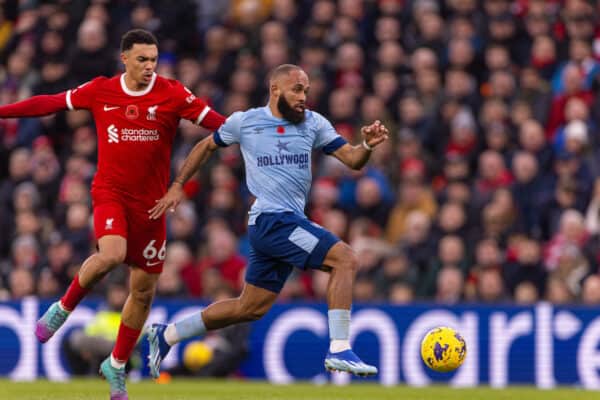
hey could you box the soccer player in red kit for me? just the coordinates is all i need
[0,29,225,399]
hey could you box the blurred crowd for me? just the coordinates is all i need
[2,0,600,306]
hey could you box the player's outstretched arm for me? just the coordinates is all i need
[0,93,69,118]
[148,134,220,219]
[331,120,389,170]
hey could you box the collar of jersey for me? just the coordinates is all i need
[263,105,285,122]
[120,72,156,96]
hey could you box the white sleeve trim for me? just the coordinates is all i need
[195,105,211,125]
[66,90,74,110]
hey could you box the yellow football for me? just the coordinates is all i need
[420,326,467,372]
[183,340,214,371]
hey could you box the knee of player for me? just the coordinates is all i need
[99,248,126,267]
[335,244,359,273]
[131,286,155,306]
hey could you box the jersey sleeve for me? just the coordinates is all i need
[174,82,225,130]
[312,111,347,154]
[0,93,68,117]
[212,111,244,147]
[67,77,104,110]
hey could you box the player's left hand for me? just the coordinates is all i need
[361,120,389,149]
[148,183,185,219]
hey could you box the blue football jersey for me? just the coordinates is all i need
[213,106,346,223]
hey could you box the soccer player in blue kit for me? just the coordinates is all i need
[147,64,389,377]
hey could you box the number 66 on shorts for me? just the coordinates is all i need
[93,197,167,274]
[143,239,166,267]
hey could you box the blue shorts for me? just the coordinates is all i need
[246,212,340,293]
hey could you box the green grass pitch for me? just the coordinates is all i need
[1,379,599,400]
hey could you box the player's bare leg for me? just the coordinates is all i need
[323,242,355,310]
[101,267,159,400]
[148,283,277,378]
[121,266,160,330]
[201,284,278,328]
[35,235,127,343]
[78,236,128,286]
[322,242,378,376]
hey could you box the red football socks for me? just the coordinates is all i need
[60,274,90,312]
[112,322,142,363]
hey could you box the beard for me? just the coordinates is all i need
[277,95,305,124]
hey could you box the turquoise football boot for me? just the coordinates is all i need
[35,301,70,343]
[99,357,128,400]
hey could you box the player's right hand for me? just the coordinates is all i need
[148,183,185,219]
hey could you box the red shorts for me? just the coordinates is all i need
[92,190,166,274]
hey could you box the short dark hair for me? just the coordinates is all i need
[120,29,158,52]
[269,64,303,82]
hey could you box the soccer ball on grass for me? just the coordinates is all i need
[420,326,467,372]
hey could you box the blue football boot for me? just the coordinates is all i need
[324,349,378,377]
[147,323,171,379]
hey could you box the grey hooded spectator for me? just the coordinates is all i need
[67,18,115,84]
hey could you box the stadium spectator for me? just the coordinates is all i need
[419,235,468,297]
[504,237,547,297]
[374,250,415,295]
[156,241,191,298]
[434,266,465,305]
[388,281,415,304]
[476,267,508,303]
[544,209,590,270]
[518,118,553,172]
[187,226,246,297]
[386,180,437,243]
[168,200,200,250]
[514,281,540,304]
[9,266,35,299]
[581,274,600,305]
[398,210,436,282]
[68,18,115,85]
[546,275,575,304]
[352,176,392,227]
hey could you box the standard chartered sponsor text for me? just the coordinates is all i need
[121,128,159,141]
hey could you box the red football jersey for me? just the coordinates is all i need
[66,73,214,210]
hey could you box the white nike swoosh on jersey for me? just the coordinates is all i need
[104,105,120,111]
[146,260,161,266]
